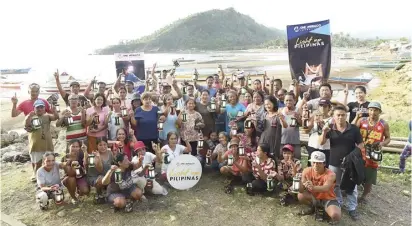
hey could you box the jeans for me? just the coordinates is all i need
[210,160,225,171]
[329,165,358,211]
[399,143,411,172]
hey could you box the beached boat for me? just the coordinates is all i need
[0,68,31,75]
[328,76,372,85]
[362,61,402,69]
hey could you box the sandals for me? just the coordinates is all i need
[224,184,234,194]
[124,200,134,213]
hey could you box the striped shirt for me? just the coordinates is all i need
[251,155,276,179]
[66,110,87,142]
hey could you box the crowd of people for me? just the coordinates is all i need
[11,62,410,224]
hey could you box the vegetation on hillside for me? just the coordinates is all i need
[97,8,283,54]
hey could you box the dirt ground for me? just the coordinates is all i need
[1,159,411,226]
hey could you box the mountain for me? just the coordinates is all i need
[96,8,284,54]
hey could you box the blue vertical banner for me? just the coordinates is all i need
[287,20,331,85]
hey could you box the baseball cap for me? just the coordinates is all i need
[33,99,45,108]
[134,141,146,151]
[319,98,331,106]
[282,144,294,153]
[229,140,239,147]
[368,102,382,111]
[309,151,326,163]
[70,81,80,87]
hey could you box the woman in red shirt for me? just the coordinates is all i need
[111,128,137,161]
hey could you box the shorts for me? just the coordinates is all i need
[30,151,46,163]
[364,167,377,185]
[87,176,102,187]
[312,198,340,209]
[107,184,138,204]
[76,177,88,188]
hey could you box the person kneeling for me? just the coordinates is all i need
[131,141,168,196]
[277,144,302,206]
[246,143,278,196]
[102,153,143,213]
[298,151,341,224]
[36,152,67,210]
[218,140,251,194]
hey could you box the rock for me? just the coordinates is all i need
[57,210,66,217]
[1,128,8,135]
[1,151,22,162]
[1,134,12,147]
[170,215,176,222]
[71,208,81,213]
[1,143,29,157]
[96,209,103,214]
[402,190,410,197]
[8,131,19,142]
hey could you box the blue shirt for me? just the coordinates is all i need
[199,85,217,100]
[224,103,246,133]
[135,106,159,140]
[125,73,141,83]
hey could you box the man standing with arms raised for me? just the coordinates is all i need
[319,105,364,221]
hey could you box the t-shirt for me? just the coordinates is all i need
[347,101,370,123]
[303,167,336,200]
[65,108,87,143]
[17,98,51,116]
[134,106,159,140]
[196,102,215,136]
[87,151,113,178]
[161,144,186,173]
[224,103,246,133]
[28,115,54,153]
[131,152,156,165]
[107,166,134,195]
[37,162,61,187]
[327,123,363,167]
[159,108,178,141]
[108,111,128,140]
[281,108,300,145]
[86,107,109,138]
[198,85,217,100]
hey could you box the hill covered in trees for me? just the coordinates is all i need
[96,8,284,54]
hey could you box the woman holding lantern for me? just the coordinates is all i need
[158,94,178,146]
[218,90,246,134]
[195,90,216,138]
[36,152,67,210]
[210,132,229,170]
[85,137,113,204]
[108,97,131,140]
[61,140,90,204]
[25,99,59,182]
[56,94,87,153]
[238,119,258,156]
[244,143,277,195]
[218,139,251,194]
[177,99,204,156]
[85,94,109,154]
[102,153,143,213]
[111,128,137,161]
[155,132,191,182]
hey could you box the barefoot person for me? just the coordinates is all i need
[25,100,59,182]
[36,152,67,210]
[102,153,143,213]
[355,102,391,203]
[298,151,341,224]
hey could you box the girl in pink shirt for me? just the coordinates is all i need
[86,94,109,153]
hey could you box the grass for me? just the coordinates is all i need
[388,120,410,137]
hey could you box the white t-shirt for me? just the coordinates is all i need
[131,152,157,165]
[307,123,330,150]
[161,144,186,173]
[37,162,61,187]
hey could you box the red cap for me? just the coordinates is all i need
[134,141,146,151]
[282,144,294,153]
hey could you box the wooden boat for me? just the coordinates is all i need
[0,68,31,75]
[362,61,402,69]
[328,76,372,85]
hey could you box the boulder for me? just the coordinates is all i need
[2,151,22,162]
[1,143,29,157]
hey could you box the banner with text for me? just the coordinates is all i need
[166,155,202,190]
[287,20,331,86]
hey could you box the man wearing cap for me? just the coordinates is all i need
[298,83,333,112]
[298,151,341,224]
[194,76,217,99]
[11,83,52,117]
[159,80,183,102]
[54,71,88,107]
[355,102,390,203]
[319,105,364,220]
[24,99,59,182]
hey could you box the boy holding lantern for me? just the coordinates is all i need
[277,144,302,206]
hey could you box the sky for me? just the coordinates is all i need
[0,0,411,67]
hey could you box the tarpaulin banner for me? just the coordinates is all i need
[287,20,331,86]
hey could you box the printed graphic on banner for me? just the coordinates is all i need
[114,53,146,93]
[167,155,202,190]
[287,20,331,88]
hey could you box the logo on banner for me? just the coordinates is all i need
[114,53,144,61]
[167,155,202,190]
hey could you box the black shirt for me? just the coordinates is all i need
[347,101,370,123]
[327,123,363,167]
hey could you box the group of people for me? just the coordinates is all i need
[11,62,404,224]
